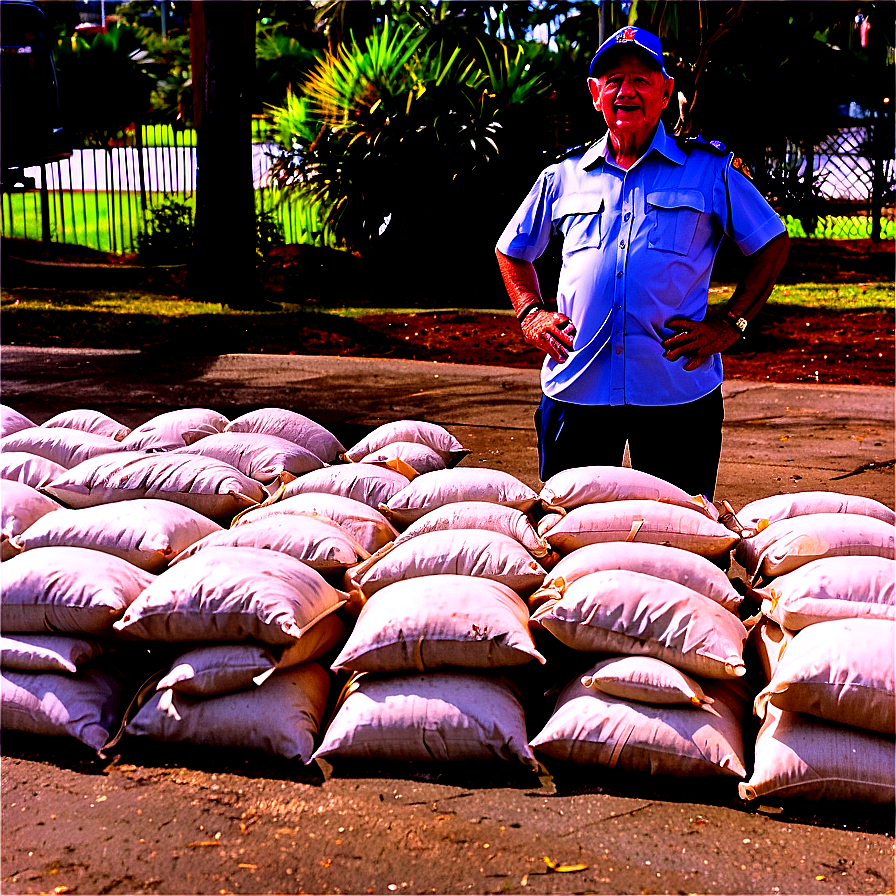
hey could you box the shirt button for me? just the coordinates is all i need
[619,240,626,248]
[615,346,623,354]
[616,271,623,279]
[624,212,631,221]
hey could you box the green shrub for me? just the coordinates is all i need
[135,197,194,264]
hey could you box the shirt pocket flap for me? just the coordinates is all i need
[554,196,605,252]
[646,189,705,213]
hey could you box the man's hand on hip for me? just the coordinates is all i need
[521,309,577,363]
[662,310,741,371]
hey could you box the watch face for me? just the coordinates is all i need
[735,316,747,332]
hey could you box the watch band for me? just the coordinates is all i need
[515,300,545,323]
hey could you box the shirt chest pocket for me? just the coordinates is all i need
[554,196,605,255]
[646,189,706,255]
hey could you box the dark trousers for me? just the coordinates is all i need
[534,387,724,500]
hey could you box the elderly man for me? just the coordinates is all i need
[496,25,789,500]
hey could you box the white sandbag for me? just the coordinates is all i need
[531,542,741,613]
[158,615,346,695]
[41,409,131,442]
[539,465,717,519]
[113,546,348,645]
[233,493,398,554]
[540,500,739,561]
[379,468,540,528]
[1,633,107,673]
[1,405,35,439]
[530,677,747,777]
[313,671,538,769]
[346,530,546,599]
[359,441,447,477]
[532,570,748,679]
[128,663,330,762]
[579,656,713,707]
[1,546,154,634]
[170,432,325,485]
[754,556,895,630]
[393,501,550,559]
[344,420,469,466]
[735,512,895,580]
[0,427,124,469]
[41,452,266,519]
[172,515,369,574]
[331,575,545,673]
[225,408,344,464]
[747,618,793,686]
[0,451,68,491]
[1,479,60,560]
[10,499,222,573]
[282,463,411,509]
[118,407,229,451]
[2,666,123,752]
[739,704,895,803]
[755,618,895,734]
[736,491,896,531]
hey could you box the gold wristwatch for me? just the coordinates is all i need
[724,310,748,334]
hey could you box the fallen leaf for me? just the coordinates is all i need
[53,887,69,894]
[543,856,588,873]
[238,864,257,870]
[520,874,529,887]
[186,841,222,848]
[816,876,826,881]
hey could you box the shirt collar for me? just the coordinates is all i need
[581,121,687,171]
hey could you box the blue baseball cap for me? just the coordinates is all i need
[588,26,669,79]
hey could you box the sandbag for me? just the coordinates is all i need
[1,633,107,674]
[233,493,398,554]
[127,663,330,762]
[735,491,896,531]
[113,546,349,645]
[0,451,68,490]
[344,420,469,466]
[739,704,895,803]
[282,463,411,509]
[118,408,229,451]
[312,671,538,768]
[1,405,35,439]
[331,575,545,673]
[735,512,895,580]
[540,501,739,561]
[41,409,131,442]
[379,468,539,528]
[42,452,266,520]
[225,408,344,464]
[747,618,793,686]
[1,546,154,634]
[755,618,895,734]
[1,479,60,560]
[530,677,748,777]
[754,556,895,630]
[532,570,748,679]
[579,656,713,706]
[0,427,124,469]
[346,530,546,599]
[358,441,447,477]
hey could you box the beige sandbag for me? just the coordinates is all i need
[172,515,369,573]
[532,570,747,679]
[1,479,60,560]
[747,618,793,686]
[118,407,229,451]
[331,575,544,673]
[346,530,546,599]
[539,465,717,519]
[1,405,35,439]
[541,501,739,561]
[128,663,330,762]
[0,451,68,490]
[359,441,447,476]
[754,556,895,630]
[2,666,123,753]
[379,468,539,528]
[312,671,538,768]
[113,546,348,645]
[580,656,713,706]
[41,409,131,442]
[755,618,895,734]
[10,499,222,573]
[1,633,107,674]
[735,491,896,531]
[170,432,325,486]
[530,541,740,613]
[344,420,469,466]
[392,501,550,559]
[1,546,154,634]
[233,493,398,554]
[282,463,411,509]
[225,408,344,464]
[735,512,895,580]
[41,452,266,519]
[530,677,747,777]
[0,427,124,469]
[739,704,895,803]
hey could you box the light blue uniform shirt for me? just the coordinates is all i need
[496,122,786,407]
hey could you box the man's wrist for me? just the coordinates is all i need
[515,299,545,323]
[722,308,748,336]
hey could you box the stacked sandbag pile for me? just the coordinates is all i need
[731,492,896,803]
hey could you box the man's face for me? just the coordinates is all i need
[588,52,673,145]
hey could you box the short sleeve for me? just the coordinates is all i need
[719,165,787,256]
[495,168,557,262]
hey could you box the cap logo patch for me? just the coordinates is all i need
[618,27,637,42]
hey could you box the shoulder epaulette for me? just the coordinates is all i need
[675,134,729,155]
[554,139,598,163]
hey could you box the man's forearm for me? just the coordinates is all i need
[496,250,545,321]
[724,232,790,322]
